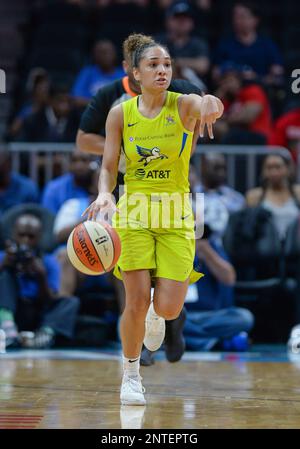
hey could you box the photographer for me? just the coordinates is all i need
[0,214,79,348]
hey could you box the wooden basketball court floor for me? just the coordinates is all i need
[0,348,300,429]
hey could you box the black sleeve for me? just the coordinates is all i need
[169,79,203,96]
[78,86,112,136]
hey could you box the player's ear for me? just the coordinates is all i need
[133,67,140,82]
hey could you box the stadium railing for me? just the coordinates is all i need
[192,144,294,192]
[8,143,292,191]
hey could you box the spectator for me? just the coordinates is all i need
[72,39,125,107]
[0,148,39,217]
[8,68,50,140]
[41,150,96,214]
[213,1,284,86]
[214,64,272,144]
[156,0,210,84]
[269,105,300,162]
[193,154,245,238]
[0,214,79,348]
[183,201,254,351]
[246,152,300,240]
[17,85,81,143]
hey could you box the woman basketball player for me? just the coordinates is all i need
[84,34,223,405]
[77,33,206,368]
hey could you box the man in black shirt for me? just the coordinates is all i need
[76,34,205,366]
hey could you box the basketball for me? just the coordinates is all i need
[67,220,121,276]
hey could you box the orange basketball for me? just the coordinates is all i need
[67,220,121,275]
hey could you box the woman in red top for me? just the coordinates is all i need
[214,66,272,143]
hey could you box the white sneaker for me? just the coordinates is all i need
[120,375,146,406]
[144,301,165,352]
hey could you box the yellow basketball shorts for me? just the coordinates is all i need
[112,194,203,284]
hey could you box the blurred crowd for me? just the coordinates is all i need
[1,144,300,354]
[3,0,300,154]
[1,0,300,354]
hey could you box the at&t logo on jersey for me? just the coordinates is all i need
[135,169,171,179]
[135,168,146,179]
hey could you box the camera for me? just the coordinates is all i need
[4,242,35,272]
[16,244,34,264]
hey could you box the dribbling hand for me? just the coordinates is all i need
[82,193,119,222]
[199,95,224,139]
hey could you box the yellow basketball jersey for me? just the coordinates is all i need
[121,91,193,195]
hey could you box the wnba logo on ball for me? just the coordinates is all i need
[0,69,6,93]
[95,236,109,245]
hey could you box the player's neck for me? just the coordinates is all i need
[139,91,167,114]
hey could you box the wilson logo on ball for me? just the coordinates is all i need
[76,228,99,266]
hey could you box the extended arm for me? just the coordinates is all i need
[179,94,224,139]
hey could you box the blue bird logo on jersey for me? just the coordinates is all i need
[136,145,168,167]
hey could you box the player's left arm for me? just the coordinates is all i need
[179,94,224,139]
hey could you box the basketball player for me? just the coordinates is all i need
[77,33,205,367]
[84,34,223,405]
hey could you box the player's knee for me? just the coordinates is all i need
[125,293,150,319]
[155,303,181,321]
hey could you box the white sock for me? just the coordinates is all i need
[123,355,140,379]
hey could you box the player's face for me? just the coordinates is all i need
[134,46,172,92]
